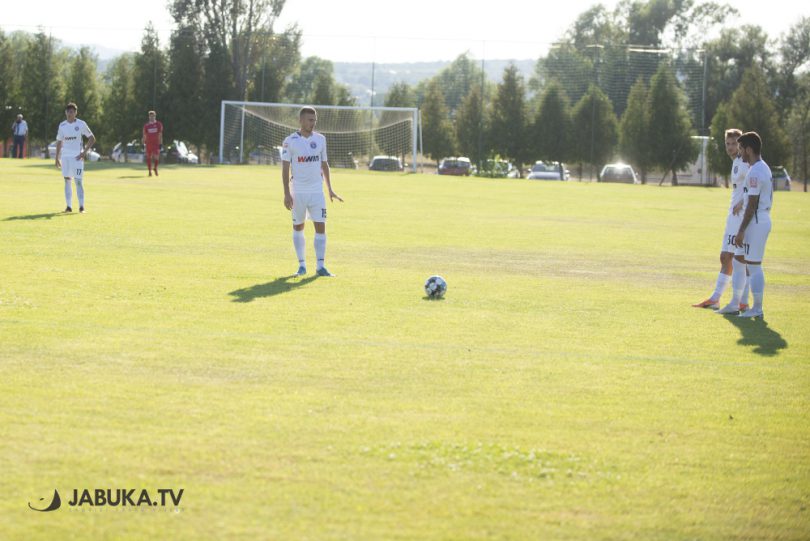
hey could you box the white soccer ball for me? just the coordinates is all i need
[424,275,447,299]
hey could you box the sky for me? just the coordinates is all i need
[2,0,808,63]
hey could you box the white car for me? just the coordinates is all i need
[111,140,145,163]
[599,163,640,184]
[43,141,99,161]
[527,161,569,180]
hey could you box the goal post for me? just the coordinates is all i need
[219,101,420,172]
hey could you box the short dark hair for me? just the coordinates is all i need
[737,131,762,154]
[724,128,742,139]
[65,102,77,111]
[299,106,317,117]
[148,110,156,116]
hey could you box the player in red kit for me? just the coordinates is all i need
[142,110,163,177]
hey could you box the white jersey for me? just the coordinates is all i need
[56,119,94,156]
[729,156,749,213]
[281,131,328,194]
[743,159,772,214]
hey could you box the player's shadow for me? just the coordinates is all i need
[229,275,318,302]
[3,212,73,221]
[721,314,788,357]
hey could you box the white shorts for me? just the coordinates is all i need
[735,213,771,263]
[61,156,85,180]
[291,191,326,226]
[721,212,743,252]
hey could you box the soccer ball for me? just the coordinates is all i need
[424,275,447,299]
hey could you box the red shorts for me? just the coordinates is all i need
[146,144,160,157]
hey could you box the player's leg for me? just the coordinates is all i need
[311,194,332,276]
[62,157,73,212]
[716,254,747,314]
[146,147,153,176]
[739,219,771,318]
[694,215,738,308]
[74,161,85,212]
[152,148,159,176]
[291,194,308,275]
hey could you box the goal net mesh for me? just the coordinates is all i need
[220,101,417,169]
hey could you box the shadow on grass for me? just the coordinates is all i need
[3,212,74,221]
[721,314,788,357]
[229,275,318,302]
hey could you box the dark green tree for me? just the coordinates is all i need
[202,43,236,160]
[101,54,140,160]
[420,79,455,164]
[646,63,697,185]
[21,32,65,144]
[618,78,652,182]
[165,25,205,149]
[455,85,487,167]
[488,64,530,172]
[726,66,790,169]
[571,84,618,178]
[133,24,168,114]
[66,47,103,148]
[529,81,572,163]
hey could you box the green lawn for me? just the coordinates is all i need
[1,158,808,540]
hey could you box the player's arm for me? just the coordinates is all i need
[158,123,163,146]
[282,160,293,210]
[142,125,147,146]
[79,134,96,159]
[322,161,343,202]
[734,194,760,247]
[55,140,62,168]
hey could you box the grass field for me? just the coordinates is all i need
[1,158,809,540]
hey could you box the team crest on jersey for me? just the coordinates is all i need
[733,165,738,174]
[310,141,317,149]
[74,126,80,132]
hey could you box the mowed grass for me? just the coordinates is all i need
[1,158,808,540]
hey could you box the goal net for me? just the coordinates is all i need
[219,101,419,171]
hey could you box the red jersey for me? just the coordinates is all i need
[143,121,163,147]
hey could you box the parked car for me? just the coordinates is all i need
[527,161,569,180]
[369,155,404,171]
[42,140,100,161]
[771,166,791,191]
[163,140,199,164]
[599,163,639,184]
[438,157,473,176]
[111,140,145,163]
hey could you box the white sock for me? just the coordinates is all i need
[711,272,731,302]
[748,265,765,311]
[64,179,72,207]
[729,258,747,306]
[740,273,750,306]
[293,230,306,267]
[314,233,326,270]
[76,179,84,207]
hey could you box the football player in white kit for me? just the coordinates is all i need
[282,107,343,277]
[55,102,95,213]
[693,128,750,310]
[717,131,773,318]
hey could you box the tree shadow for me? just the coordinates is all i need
[229,274,318,302]
[3,212,73,221]
[721,314,788,357]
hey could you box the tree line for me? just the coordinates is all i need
[1,0,808,183]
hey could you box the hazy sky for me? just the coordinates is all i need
[3,0,807,62]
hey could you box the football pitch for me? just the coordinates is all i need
[1,159,808,540]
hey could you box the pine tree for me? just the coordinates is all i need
[421,80,456,164]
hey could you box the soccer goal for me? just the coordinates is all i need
[219,101,420,172]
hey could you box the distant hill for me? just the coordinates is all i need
[333,59,537,105]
